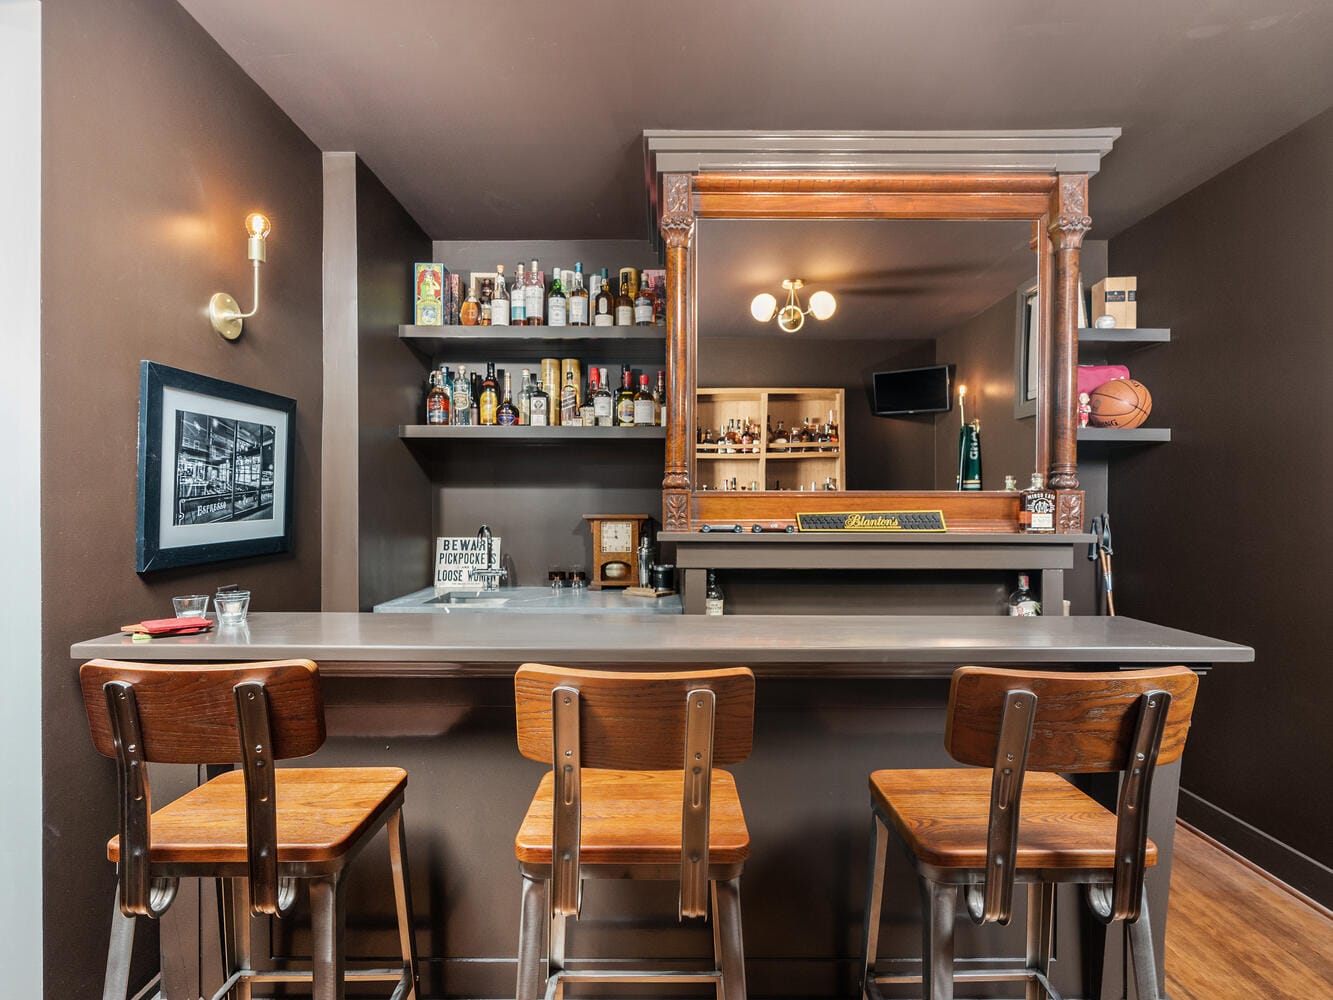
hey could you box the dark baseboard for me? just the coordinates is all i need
[1178,788,1333,909]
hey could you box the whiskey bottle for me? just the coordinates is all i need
[633,374,655,425]
[593,367,615,426]
[547,263,567,326]
[425,369,450,425]
[1006,574,1042,615]
[510,262,527,324]
[491,265,510,326]
[560,369,579,425]
[469,372,480,425]
[654,370,667,426]
[593,268,615,326]
[772,419,788,450]
[579,368,597,425]
[529,376,550,426]
[615,276,634,326]
[524,258,543,325]
[479,362,499,425]
[705,570,724,616]
[1019,472,1056,533]
[497,372,519,426]
[460,286,480,326]
[827,408,839,446]
[615,366,636,425]
[451,365,471,425]
[634,276,654,325]
[568,261,589,326]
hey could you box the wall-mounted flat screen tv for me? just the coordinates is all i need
[872,364,953,416]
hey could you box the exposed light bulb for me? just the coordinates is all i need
[750,292,777,323]
[808,290,836,321]
[245,212,272,238]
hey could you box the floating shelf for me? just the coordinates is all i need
[1077,427,1171,445]
[400,424,665,441]
[1077,328,1171,357]
[399,324,666,361]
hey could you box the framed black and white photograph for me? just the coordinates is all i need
[136,361,295,572]
[1013,279,1040,419]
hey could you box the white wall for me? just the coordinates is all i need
[0,1,43,995]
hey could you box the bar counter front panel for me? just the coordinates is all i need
[72,614,1252,999]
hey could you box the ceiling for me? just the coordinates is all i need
[179,0,1333,243]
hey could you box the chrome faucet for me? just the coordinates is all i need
[473,524,508,592]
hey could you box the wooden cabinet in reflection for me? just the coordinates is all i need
[695,387,845,492]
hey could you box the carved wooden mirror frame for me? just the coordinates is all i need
[658,170,1093,534]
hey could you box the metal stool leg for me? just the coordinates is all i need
[1025,882,1056,1000]
[859,814,889,1000]
[919,877,957,1000]
[713,876,747,1000]
[104,888,136,1000]
[386,808,420,1000]
[223,877,255,1000]
[309,872,347,1000]
[1127,887,1160,1000]
[516,873,547,1000]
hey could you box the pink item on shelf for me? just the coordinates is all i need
[1077,364,1130,397]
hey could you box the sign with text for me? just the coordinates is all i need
[434,536,503,591]
[796,511,947,532]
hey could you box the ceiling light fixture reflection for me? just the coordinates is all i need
[749,279,836,333]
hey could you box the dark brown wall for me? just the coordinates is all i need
[40,0,324,994]
[1109,105,1333,903]
[356,159,434,608]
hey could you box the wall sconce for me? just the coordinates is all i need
[209,212,272,340]
[750,278,836,333]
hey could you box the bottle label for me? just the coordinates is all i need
[426,397,448,424]
[705,598,724,616]
[524,285,543,322]
[634,302,653,324]
[491,299,509,326]
[593,396,614,420]
[616,399,635,424]
[616,304,633,326]
[634,400,655,425]
[1008,600,1041,616]
[497,408,517,426]
[569,296,588,325]
[530,396,549,425]
[510,298,525,323]
[548,298,567,326]
[561,387,579,424]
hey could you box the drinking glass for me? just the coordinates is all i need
[215,590,251,625]
[172,594,209,618]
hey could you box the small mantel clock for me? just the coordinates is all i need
[583,514,652,590]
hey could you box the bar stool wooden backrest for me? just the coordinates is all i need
[79,658,325,920]
[943,665,1198,927]
[514,664,755,919]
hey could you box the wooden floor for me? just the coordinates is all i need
[1166,824,1333,999]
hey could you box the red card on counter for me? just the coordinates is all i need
[122,617,212,635]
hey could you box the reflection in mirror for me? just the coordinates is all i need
[695,219,1038,493]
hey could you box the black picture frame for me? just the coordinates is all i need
[1013,279,1040,419]
[136,361,296,572]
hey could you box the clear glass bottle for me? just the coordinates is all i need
[451,365,471,425]
[425,369,449,425]
[510,262,527,324]
[634,275,654,325]
[633,374,655,425]
[479,362,499,425]
[491,265,510,326]
[497,371,519,425]
[547,264,567,326]
[654,370,667,426]
[568,261,589,326]
[615,366,636,426]
[705,570,724,616]
[615,275,634,326]
[518,368,533,425]
[1007,573,1042,616]
[593,268,615,326]
[1020,472,1056,533]
[524,258,543,326]
[593,367,615,426]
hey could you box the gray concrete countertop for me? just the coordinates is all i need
[71,613,1254,679]
[373,586,682,615]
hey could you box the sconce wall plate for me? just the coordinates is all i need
[209,293,244,341]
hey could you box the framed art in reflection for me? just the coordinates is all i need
[136,361,296,572]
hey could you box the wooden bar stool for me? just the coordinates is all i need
[859,665,1198,1000]
[79,658,419,1000]
[511,663,755,1000]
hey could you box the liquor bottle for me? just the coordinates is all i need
[491,265,510,326]
[579,369,597,425]
[560,369,579,425]
[593,367,615,426]
[705,570,724,616]
[529,376,550,426]
[497,372,519,426]
[740,420,754,452]
[451,365,471,425]
[615,366,636,425]
[1019,472,1056,533]
[518,369,533,425]
[615,275,634,326]
[425,369,450,425]
[460,286,480,326]
[547,263,567,326]
[510,262,527,324]
[654,370,667,426]
[633,374,655,425]
[827,408,839,446]
[524,258,543,325]
[593,268,615,326]
[469,372,480,425]
[772,419,788,449]
[479,362,499,425]
[568,261,590,326]
[1007,574,1042,615]
[634,277,654,326]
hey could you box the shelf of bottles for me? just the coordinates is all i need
[404,259,669,439]
[695,388,845,492]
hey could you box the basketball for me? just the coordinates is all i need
[1088,378,1152,428]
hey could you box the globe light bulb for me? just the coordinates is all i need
[750,292,777,323]
[245,212,272,239]
[808,290,836,321]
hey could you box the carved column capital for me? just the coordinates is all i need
[1050,175,1091,250]
[660,173,695,249]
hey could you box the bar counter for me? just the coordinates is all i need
[70,614,1252,999]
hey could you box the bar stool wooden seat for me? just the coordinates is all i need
[512,663,755,1000]
[859,666,1198,1000]
[79,658,418,1000]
